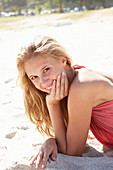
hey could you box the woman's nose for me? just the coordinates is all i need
[39,77,48,87]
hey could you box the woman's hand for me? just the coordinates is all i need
[46,72,68,105]
[28,138,57,169]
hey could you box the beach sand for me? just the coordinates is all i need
[0,8,113,170]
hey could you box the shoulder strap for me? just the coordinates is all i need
[73,64,86,69]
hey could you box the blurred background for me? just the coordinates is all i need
[0,0,113,16]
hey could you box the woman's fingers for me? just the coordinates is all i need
[51,147,57,161]
[56,74,61,100]
[41,152,50,168]
[46,72,68,104]
[28,138,58,169]
[55,72,68,100]
[60,72,65,98]
[28,155,33,161]
[28,153,38,165]
[46,80,56,104]
[35,151,43,169]
[50,80,56,98]
[28,150,50,169]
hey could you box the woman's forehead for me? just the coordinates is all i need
[24,54,61,73]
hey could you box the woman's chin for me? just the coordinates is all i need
[40,89,51,94]
[46,89,51,94]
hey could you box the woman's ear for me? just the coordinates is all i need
[61,57,67,66]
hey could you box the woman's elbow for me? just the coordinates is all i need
[58,147,83,156]
[66,150,82,156]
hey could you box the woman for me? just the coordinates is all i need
[17,36,113,169]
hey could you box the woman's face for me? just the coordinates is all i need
[24,54,67,94]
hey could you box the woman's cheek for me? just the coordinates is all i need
[33,81,39,89]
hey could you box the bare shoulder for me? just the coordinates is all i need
[69,69,113,107]
[95,70,113,83]
[75,68,113,84]
[68,69,96,109]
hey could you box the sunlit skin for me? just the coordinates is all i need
[24,54,75,95]
[24,54,113,169]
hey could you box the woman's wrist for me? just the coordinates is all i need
[46,101,60,109]
[47,100,60,105]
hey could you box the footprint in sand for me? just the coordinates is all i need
[16,126,29,130]
[4,78,13,84]
[5,132,17,139]
[9,164,36,170]
[2,101,12,105]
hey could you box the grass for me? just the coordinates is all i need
[0,12,88,30]
[0,15,27,30]
[61,10,90,20]
[0,8,113,31]
[61,8,113,22]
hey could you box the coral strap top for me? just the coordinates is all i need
[91,100,113,148]
[74,65,113,147]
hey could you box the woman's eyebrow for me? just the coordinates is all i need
[41,65,49,71]
[28,65,49,78]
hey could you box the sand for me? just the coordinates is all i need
[0,8,113,170]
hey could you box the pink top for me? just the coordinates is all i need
[91,100,113,147]
[73,65,113,147]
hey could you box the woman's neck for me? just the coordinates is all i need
[66,66,76,86]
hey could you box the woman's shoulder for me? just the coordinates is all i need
[68,69,97,104]
[73,68,113,86]
[71,69,102,89]
[69,68,113,107]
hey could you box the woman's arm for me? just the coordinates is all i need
[66,82,94,155]
[46,72,68,153]
[46,72,95,156]
[46,103,67,153]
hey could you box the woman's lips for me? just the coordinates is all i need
[45,82,53,91]
[45,80,56,92]
[46,86,52,90]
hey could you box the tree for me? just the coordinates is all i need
[50,0,64,12]
[0,0,11,11]
[0,0,27,13]
[95,0,107,8]
[28,0,46,14]
[12,0,27,14]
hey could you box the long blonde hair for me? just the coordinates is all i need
[16,36,72,137]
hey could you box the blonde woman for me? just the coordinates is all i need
[17,36,113,169]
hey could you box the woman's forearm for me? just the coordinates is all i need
[46,72,69,154]
[47,103,67,153]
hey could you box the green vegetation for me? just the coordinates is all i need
[0,8,113,31]
[61,11,89,20]
[0,15,26,30]
[0,0,113,15]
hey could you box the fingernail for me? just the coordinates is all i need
[58,75,60,79]
[29,161,32,165]
[62,72,65,76]
[42,165,45,168]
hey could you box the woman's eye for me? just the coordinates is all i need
[31,76,38,80]
[43,68,50,73]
